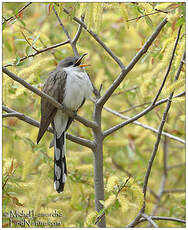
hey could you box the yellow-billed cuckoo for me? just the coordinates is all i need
[37,53,93,193]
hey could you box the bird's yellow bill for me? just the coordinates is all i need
[79,64,91,67]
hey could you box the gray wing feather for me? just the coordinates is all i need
[37,69,67,143]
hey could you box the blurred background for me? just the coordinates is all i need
[2,2,185,227]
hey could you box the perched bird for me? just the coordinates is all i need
[37,53,93,193]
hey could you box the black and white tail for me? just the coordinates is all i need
[54,132,67,193]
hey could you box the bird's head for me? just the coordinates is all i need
[57,53,90,69]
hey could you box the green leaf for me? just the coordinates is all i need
[97,208,105,216]
[25,45,33,57]
[176,17,185,27]
[144,16,153,28]
[99,200,105,205]
[14,56,21,66]
[32,34,40,46]
[2,22,6,30]
[17,18,26,27]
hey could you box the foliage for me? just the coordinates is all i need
[3,2,185,228]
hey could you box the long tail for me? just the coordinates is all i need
[54,132,67,193]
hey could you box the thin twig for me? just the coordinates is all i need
[52,6,71,41]
[128,51,186,228]
[111,86,138,97]
[152,26,182,105]
[103,93,185,144]
[53,6,83,57]
[119,102,150,113]
[127,10,168,22]
[3,40,69,67]
[2,67,98,130]
[21,31,39,52]
[148,135,168,227]
[142,213,158,228]
[97,17,168,107]
[163,189,185,193]
[3,2,32,25]
[167,163,185,170]
[142,51,186,210]
[63,7,125,69]
[71,15,85,56]
[137,216,185,225]
[2,105,95,150]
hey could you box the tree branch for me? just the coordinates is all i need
[137,216,185,225]
[52,6,71,41]
[63,7,125,69]
[3,40,70,67]
[2,105,95,149]
[142,51,186,211]
[3,2,32,25]
[152,25,182,105]
[163,188,185,193]
[53,6,84,57]
[127,51,186,228]
[2,67,98,130]
[103,102,185,144]
[142,213,158,228]
[103,92,185,144]
[97,17,168,107]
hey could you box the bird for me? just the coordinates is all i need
[37,53,93,193]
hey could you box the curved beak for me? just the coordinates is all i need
[73,53,90,67]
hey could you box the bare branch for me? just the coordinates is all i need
[63,7,125,69]
[119,102,150,113]
[152,25,182,105]
[97,17,168,107]
[163,188,185,193]
[103,104,185,144]
[167,163,185,170]
[137,216,185,225]
[53,6,84,57]
[2,105,95,149]
[2,67,98,130]
[3,113,20,118]
[72,15,84,45]
[21,31,39,52]
[142,51,186,211]
[52,6,71,41]
[71,15,85,56]
[3,2,32,25]
[142,213,158,228]
[103,93,185,145]
[3,40,69,67]
[128,52,185,228]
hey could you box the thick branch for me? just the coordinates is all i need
[2,67,98,130]
[103,102,185,144]
[2,105,95,149]
[3,40,69,67]
[97,17,168,107]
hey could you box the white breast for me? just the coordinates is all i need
[63,66,93,110]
